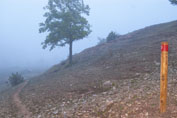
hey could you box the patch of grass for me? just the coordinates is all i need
[131,79,138,84]
[132,95,138,100]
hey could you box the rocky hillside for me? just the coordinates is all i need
[1,20,177,118]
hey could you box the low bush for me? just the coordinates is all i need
[106,31,120,42]
[97,31,120,45]
[8,72,24,87]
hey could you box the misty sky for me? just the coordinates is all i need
[0,0,177,71]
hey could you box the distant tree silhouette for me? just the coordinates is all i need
[169,0,177,5]
[39,0,91,65]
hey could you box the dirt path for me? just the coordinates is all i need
[13,81,32,118]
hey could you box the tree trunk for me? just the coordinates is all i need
[69,39,73,65]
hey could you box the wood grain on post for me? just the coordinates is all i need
[160,42,168,113]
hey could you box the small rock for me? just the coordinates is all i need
[145,112,148,116]
[53,110,59,115]
[103,81,112,87]
[37,115,41,118]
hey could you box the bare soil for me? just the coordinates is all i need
[13,81,31,118]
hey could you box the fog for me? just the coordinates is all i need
[0,0,177,76]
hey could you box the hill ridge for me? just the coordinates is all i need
[1,20,177,118]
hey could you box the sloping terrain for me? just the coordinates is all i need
[0,20,177,118]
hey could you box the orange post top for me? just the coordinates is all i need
[161,42,168,52]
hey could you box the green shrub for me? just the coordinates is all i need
[8,72,24,87]
[106,31,120,42]
[97,31,120,45]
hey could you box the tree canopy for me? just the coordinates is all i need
[39,0,91,65]
[169,0,177,5]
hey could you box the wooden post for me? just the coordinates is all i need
[160,42,168,113]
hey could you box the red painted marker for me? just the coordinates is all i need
[161,42,168,52]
